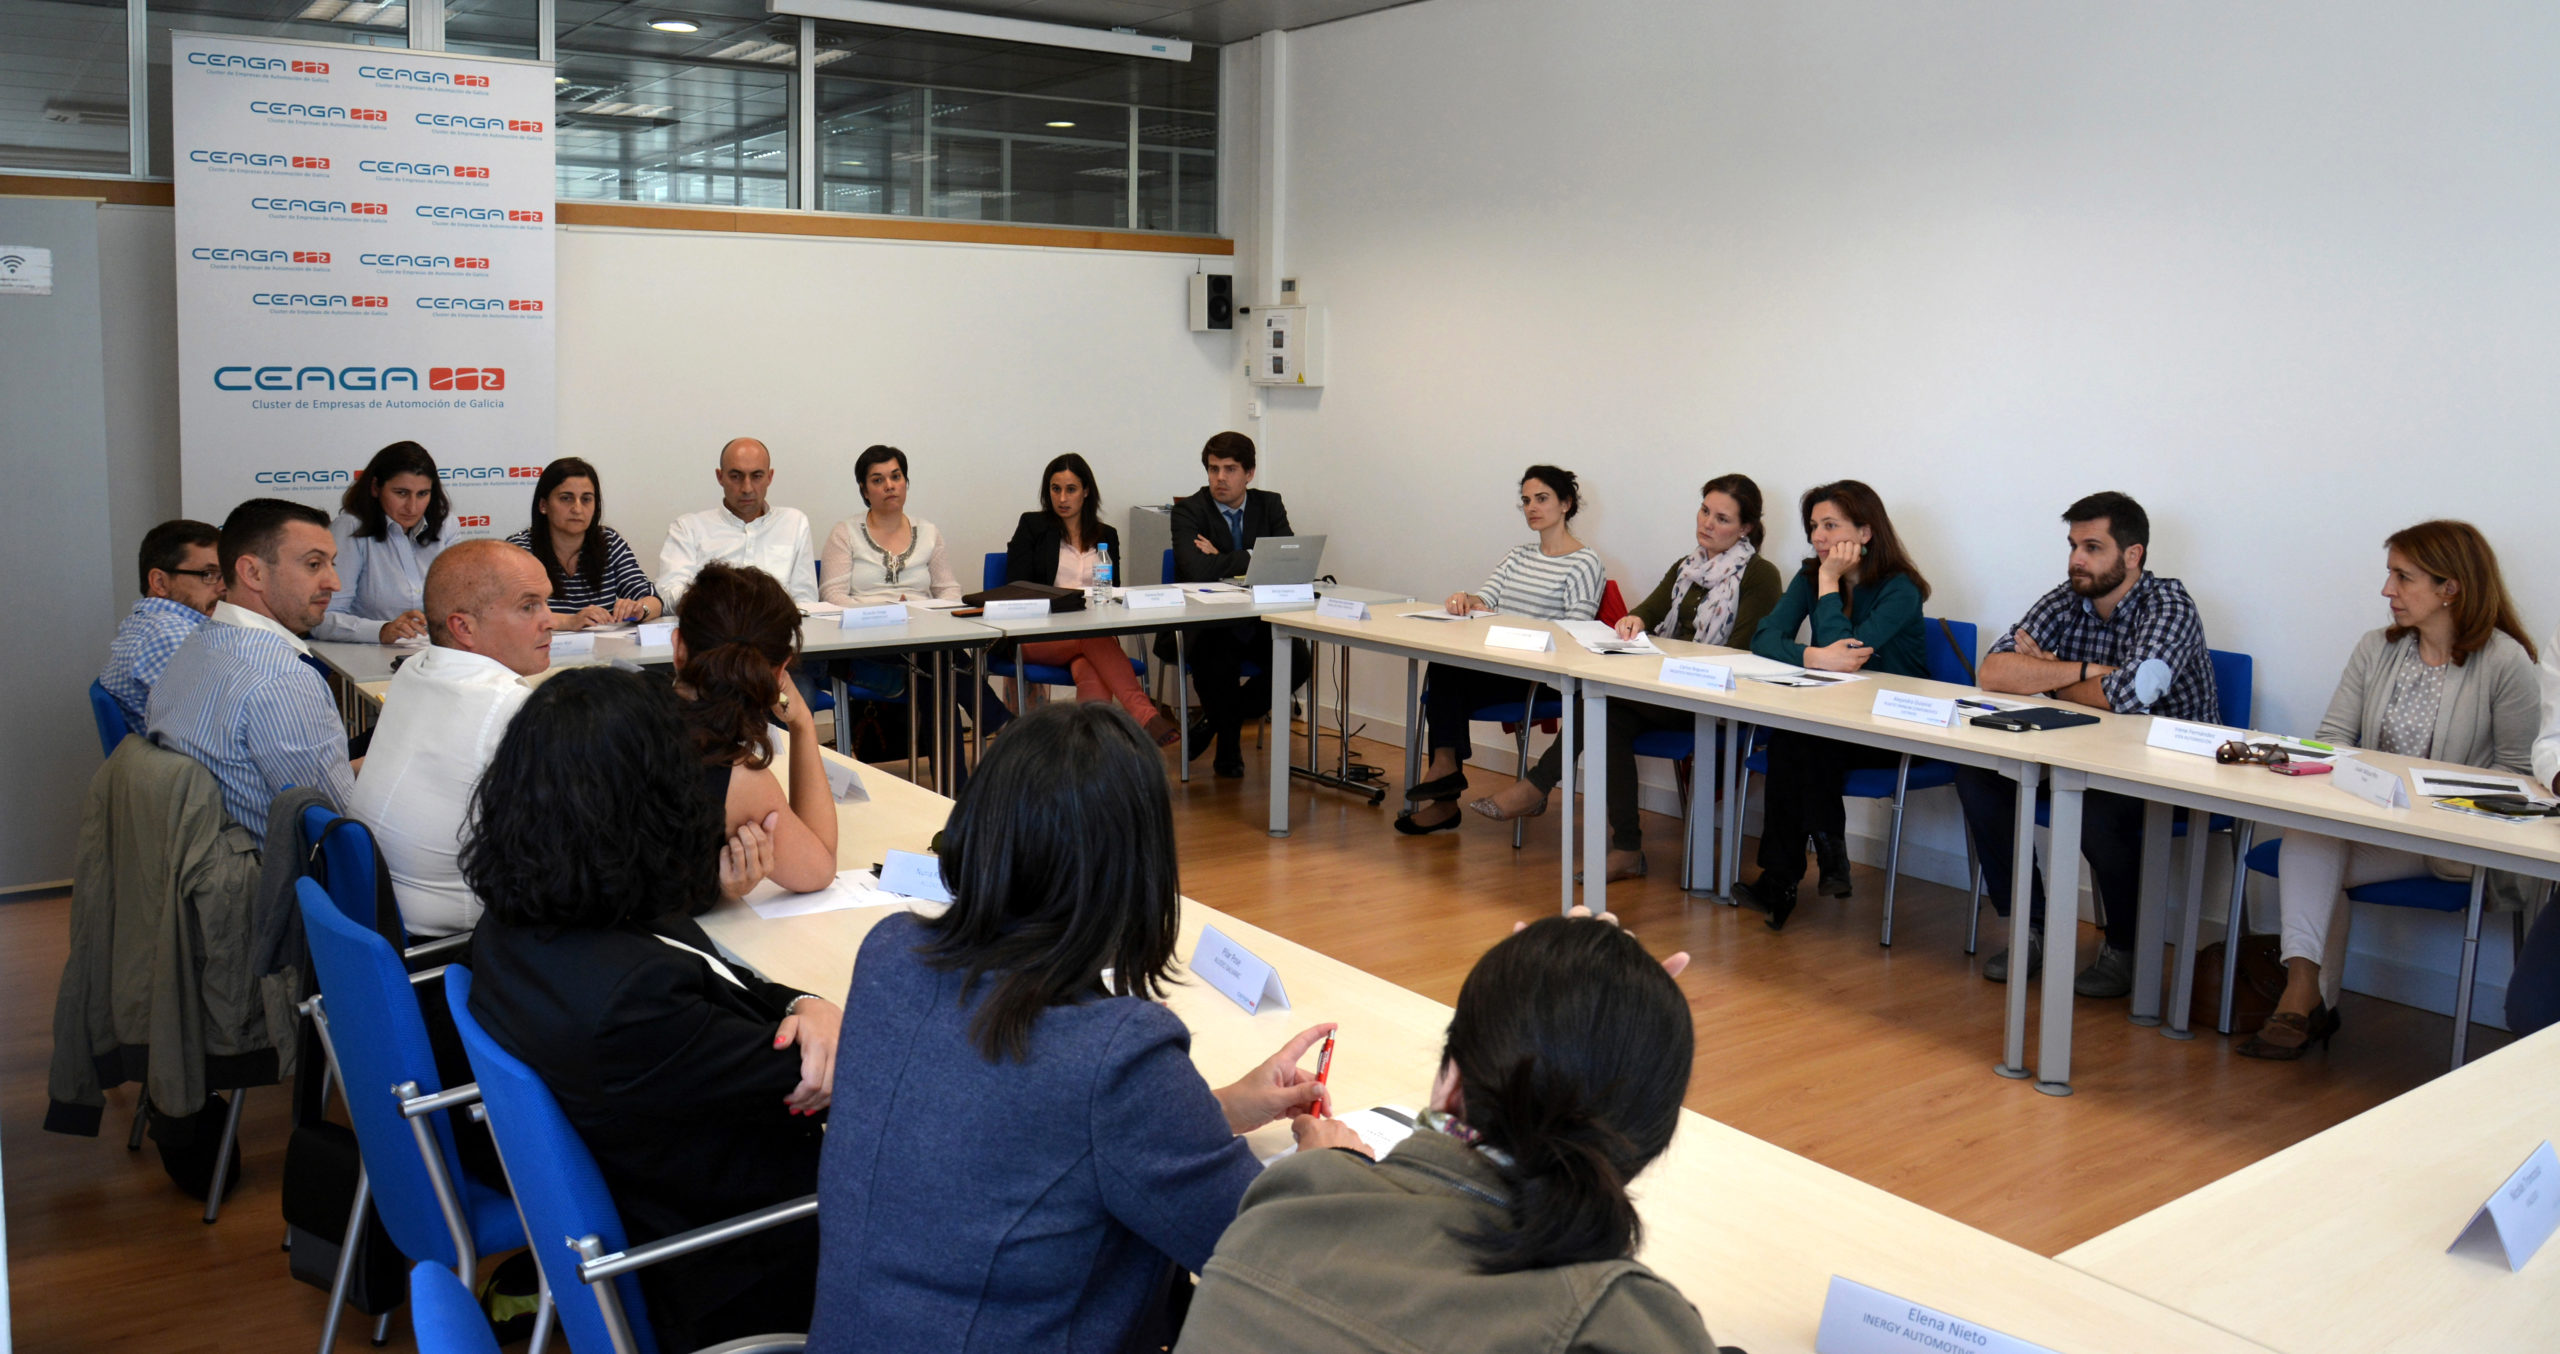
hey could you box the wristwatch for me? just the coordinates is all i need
[2078,660,2088,684]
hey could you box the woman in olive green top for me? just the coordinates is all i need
[1518,475,1781,883]
[1173,914,1715,1354]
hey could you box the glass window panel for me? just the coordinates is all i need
[444,0,540,60]
[553,51,789,207]
[146,0,407,177]
[1138,110,1213,234]
[0,0,130,176]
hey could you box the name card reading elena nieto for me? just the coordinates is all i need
[2331,756,2411,810]
[1316,595,1371,622]
[635,620,676,648]
[1122,587,1184,610]
[1871,689,1957,728]
[1253,583,1316,604]
[1192,923,1290,1015]
[838,604,908,629]
[1813,1276,2058,1354]
[548,632,596,658]
[981,598,1051,620]
[2449,1140,2560,1272]
[1659,658,1734,692]
[1485,625,1556,653]
[2146,717,2240,758]
[876,849,953,904]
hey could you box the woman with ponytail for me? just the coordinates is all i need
[674,562,838,893]
[1175,913,1717,1354]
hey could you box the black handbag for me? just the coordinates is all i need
[281,1113,409,1315]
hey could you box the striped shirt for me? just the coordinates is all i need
[99,596,210,729]
[506,526,661,614]
[1476,545,1606,622]
[146,603,353,846]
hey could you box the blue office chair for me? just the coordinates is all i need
[298,879,538,1354]
[1161,548,1267,777]
[411,1263,500,1354]
[978,552,1144,713]
[1417,671,1564,850]
[2240,838,2491,1068]
[89,679,131,758]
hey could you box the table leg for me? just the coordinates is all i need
[1403,660,1422,796]
[2164,811,2211,1040]
[1723,722,1752,903]
[971,645,987,771]
[2218,823,2255,1034]
[1559,675,1577,917]
[1996,760,2041,1081]
[1685,711,1717,895]
[1176,630,1190,784]
[1583,685,1609,917]
[934,652,954,796]
[2035,767,2087,1096]
[1336,643,1355,781]
[1267,622,1293,838]
[2130,798,2174,1027]
[2452,871,2488,1068]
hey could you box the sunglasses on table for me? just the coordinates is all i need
[2216,741,2292,766]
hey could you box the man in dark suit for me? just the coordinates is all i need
[1162,432,1311,777]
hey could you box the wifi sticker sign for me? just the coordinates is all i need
[0,246,53,295]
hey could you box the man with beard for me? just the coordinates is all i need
[1953,492,2219,999]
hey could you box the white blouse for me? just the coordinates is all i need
[819,516,961,605]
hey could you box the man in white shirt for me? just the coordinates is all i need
[658,437,818,609]
[347,539,555,938]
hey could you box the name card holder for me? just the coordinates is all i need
[877,849,953,904]
[2450,1140,2560,1271]
[2331,756,2411,810]
[1122,587,1184,610]
[1814,1276,2058,1354]
[1316,595,1371,622]
[1659,658,1734,692]
[838,604,908,629]
[548,632,596,658]
[1253,583,1316,604]
[1485,625,1556,653]
[2146,717,2239,758]
[1192,924,1290,1014]
[982,598,1051,620]
[634,620,676,648]
[1871,689,1957,728]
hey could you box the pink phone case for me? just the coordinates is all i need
[2271,762,2332,776]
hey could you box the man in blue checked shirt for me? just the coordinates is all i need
[146,498,354,847]
[1956,491,2219,1000]
[97,519,225,730]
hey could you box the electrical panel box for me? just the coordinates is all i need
[1248,305,1324,387]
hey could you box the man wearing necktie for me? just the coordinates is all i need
[1161,432,1312,778]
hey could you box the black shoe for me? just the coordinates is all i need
[1214,758,1245,779]
[1813,831,1853,898]
[1735,874,1799,931]
[1394,804,1461,835]
[1185,717,1215,759]
[1404,770,1467,804]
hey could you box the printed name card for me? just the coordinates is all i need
[2331,756,2412,810]
[1871,689,1957,728]
[1253,583,1316,604]
[1192,924,1290,1014]
[981,598,1051,620]
[1485,625,1556,653]
[824,757,869,804]
[1122,587,1185,610]
[2147,717,2239,758]
[875,849,952,905]
[1814,1276,2058,1354]
[1315,595,1371,622]
[634,620,676,648]
[1659,658,1734,692]
[548,632,596,658]
[2449,1140,2560,1271]
[838,604,908,629]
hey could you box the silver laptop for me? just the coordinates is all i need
[1234,534,1326,586]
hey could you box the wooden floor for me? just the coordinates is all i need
[2,726,2507,1351]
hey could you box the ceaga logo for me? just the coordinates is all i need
[212,364,505,392]
[189,150,329,171]
[431,367,505,391]
[414,297,543,312]
[255,468,352,486]
[190,248,332,266]
[415,113,545,135]
[357,65,492,89]
[360,254,490,271]
[251,293,390,309]
[361,160,491,179]
[414,205,544,224]
[186,53,328,77]
[251,101,390,123]
[252,198,390,217]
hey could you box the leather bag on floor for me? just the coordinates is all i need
[2190,933,2287,1036]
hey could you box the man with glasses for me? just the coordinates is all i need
[98,519,225,730]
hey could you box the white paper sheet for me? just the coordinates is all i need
[1555,619,1661,655]
[1258,1106,1421,1165]
[745,870,880,919]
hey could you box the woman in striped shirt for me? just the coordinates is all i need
[509,457,665,629]
[1398,465,1604,836]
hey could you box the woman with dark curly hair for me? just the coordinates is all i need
[460,665,837,1351]
[675,561,839,893]
[315,439,454,644]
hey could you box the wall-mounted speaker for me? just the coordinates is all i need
[1189,272,1232,331]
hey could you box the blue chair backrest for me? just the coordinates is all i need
[1162,548,1176,588]
[1924,618,1978,688]
[445,965,658,1354]
[301,804,404,946]
[297,877,470,1272]
[982,551,1005,592]
[2211,649,2253,729]
[89,680,131,759]
[411,1262,500,1354]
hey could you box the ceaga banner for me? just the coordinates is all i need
[173,31,554,538]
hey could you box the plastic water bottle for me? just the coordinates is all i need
[1090,542,1114,608]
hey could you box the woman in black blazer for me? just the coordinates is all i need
[1000,453,1180,744]
[460,666,838,1351]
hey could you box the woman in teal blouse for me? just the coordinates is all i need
[1734,480,1931,930]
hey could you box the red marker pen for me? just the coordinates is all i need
[1313,1032,1336,1119]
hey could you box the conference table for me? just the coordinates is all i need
[696,743,2282,1354]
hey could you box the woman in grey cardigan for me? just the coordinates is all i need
[2241,521,2543,1059]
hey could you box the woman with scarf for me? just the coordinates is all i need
[1463,476,1779,883]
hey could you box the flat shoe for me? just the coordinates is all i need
[1404,771,1467,804]
[1464,793,1550,823]
[1394,806,1461,836]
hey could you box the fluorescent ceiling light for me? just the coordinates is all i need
[649,18,702,32]
[765,0,1192,61]
[1045,120,1074,128]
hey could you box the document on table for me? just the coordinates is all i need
[582,621,639,636]
[798,602,844,618]
[1400,609,1492,622]
[1555,619,1660,655]
[745,870,882,919]
[2411,768,2543,800]
[1748,666,1870,687]
[1953,695,2035,718]
[1258,1106,1420,1165]
[907,598,966,611]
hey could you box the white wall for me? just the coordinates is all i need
[1259,0,2560,1016]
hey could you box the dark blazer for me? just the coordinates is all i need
[1003,510,1124,589]
[1167,486,1292,583]
[468,913,824,1349]
[809,913,1262,1354]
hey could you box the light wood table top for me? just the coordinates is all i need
[696,748,2274,1354]
[2061,1022,2560,1353]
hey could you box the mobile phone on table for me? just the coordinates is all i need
[2270,761,2331,776]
